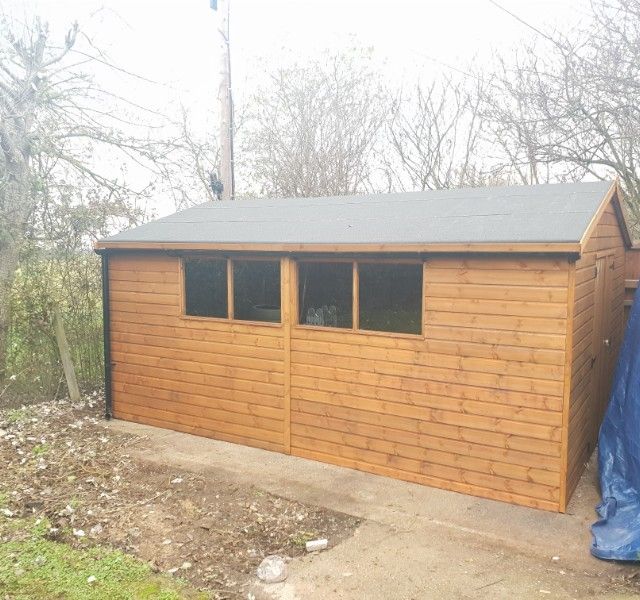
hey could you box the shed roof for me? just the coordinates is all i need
[97,180,627,254]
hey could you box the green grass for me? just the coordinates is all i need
[5,406,36,425]
[289,530,318,548]
[32,443,49,456]
[0,518,207,600]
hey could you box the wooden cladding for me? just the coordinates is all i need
[109,255,285,452]
[565,204,626,504]
[105,200,626,514]
[290,257,569,512]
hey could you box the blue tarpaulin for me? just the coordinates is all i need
[591,289,640,561]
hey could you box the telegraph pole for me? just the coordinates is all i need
[211,0,235,201]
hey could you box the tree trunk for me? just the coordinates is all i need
[0,242,19,382]
[0,130,32,382]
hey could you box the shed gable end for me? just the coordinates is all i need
[565,198,626,506]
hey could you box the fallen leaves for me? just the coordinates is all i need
[0,396,359,598]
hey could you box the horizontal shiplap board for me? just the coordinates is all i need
[292,397,561,457]
[291,362,562,411]
[427,257,569,271]
[290,374,561,425]
[425,324,566,351]
[291,435,559,502]
[424,268,569,287]
[290,426,560,486]
[291,410,560,471]
[113,407,282,452]
[290,338,564,381]
[425,282,568,303]
[111,320,284,349]
[292,323,566,357]
[112,310,284,337]
[425,311,566,335]
[109,269,180,284]
[114,359,283,397]
[109,280,179,295]
[111,341,284,373]
[109,255,180,272]
[426,297,567,319]
[111,329,283,361]
[112,349,284,385]
[291,350,564,397]
[113,370,283,408]
[113,385,283,432]
[291,386,562,441]
[292,446,559,511]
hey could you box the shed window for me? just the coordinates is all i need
[298,262,353,328]
[358,263,423,334]
[233,260,281,323]
[184,258,228,318]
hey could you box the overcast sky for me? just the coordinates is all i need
[2,0,593,214]
[5,0,592,106]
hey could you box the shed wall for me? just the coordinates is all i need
[108,254,286,452]
[566,203,626,502]
[107,252,571,511]
[290,258,568,511]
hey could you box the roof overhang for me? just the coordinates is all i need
[94,240,582,254]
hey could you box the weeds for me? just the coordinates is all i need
[5,407,35,425]
[0,517,207,600]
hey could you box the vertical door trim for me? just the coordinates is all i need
[282,256,292,454]
[559,260,576,512]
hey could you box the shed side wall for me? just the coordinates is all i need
[107,253,285,451]
[566,203,626,502]
[290,257,570,511]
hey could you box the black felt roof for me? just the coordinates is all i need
[101,181,615,246]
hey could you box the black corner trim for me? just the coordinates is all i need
[101,253,113,420]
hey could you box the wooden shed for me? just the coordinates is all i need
[95,181,631,512]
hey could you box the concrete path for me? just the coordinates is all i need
[108,420,639,599]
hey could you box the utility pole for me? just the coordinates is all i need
[211,0,235,201]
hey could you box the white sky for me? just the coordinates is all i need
[3,0,593,215]
[5,0,592,106]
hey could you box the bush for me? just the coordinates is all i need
[5,250,103,402]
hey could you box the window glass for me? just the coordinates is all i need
[298,262,352,328]
[233,260,281,322]
[358,263,422,334]
[184,258,228,318]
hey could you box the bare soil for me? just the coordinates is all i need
[0,397,360,598]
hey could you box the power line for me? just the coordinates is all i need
[409,50,481,83]
[486,0,557,44]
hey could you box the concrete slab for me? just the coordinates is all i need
[108,419,639,599]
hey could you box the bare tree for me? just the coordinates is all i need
[241,52,386,198]
[156,106,220,210]
[479,0,640,228]
[384,78,488,191]
[477,53,558,186]
[0,16,173,379]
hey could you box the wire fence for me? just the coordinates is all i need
[4,252,104,403]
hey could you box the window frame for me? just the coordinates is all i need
[180,255,283,327]
[293,257,425,339]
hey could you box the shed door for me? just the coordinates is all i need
[591,255,614,432]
